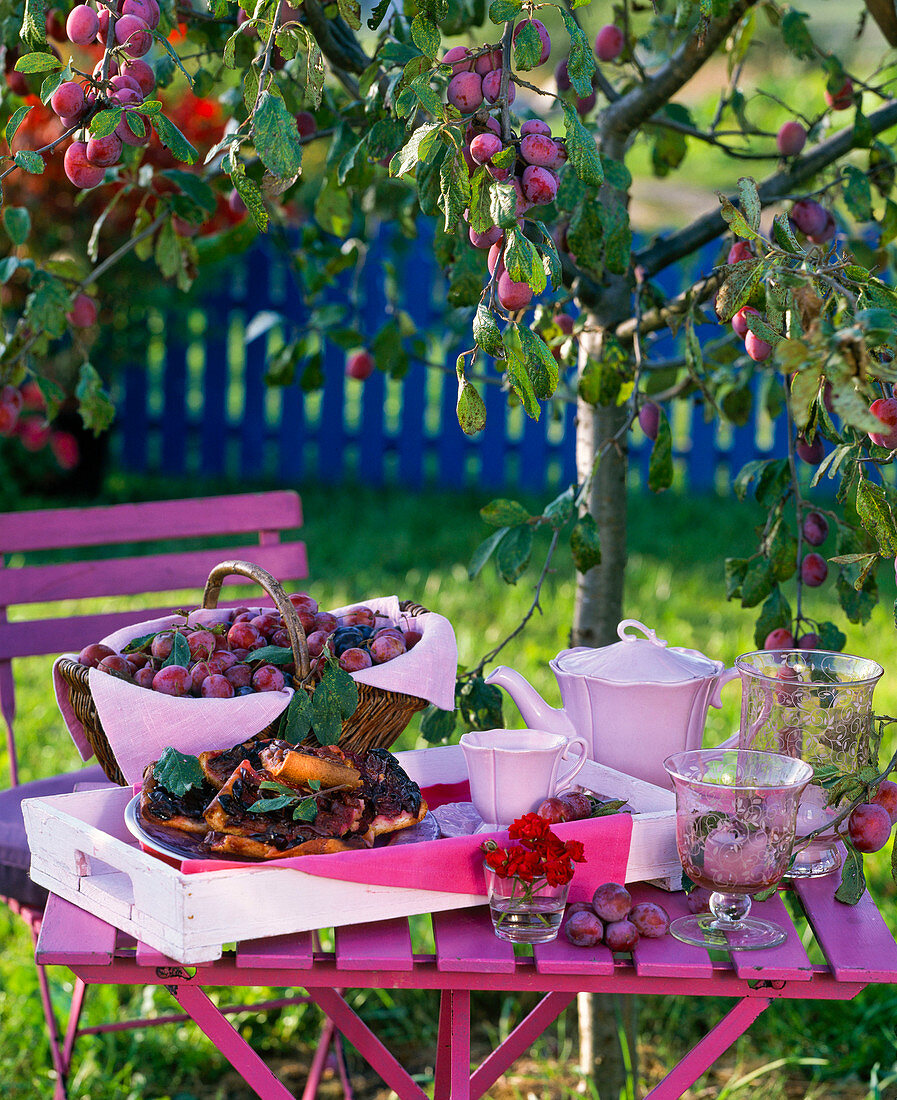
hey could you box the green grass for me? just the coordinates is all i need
[3,478,897,1098]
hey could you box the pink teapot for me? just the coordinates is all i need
[485,619,738,789]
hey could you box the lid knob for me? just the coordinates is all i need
[617,619,668,648]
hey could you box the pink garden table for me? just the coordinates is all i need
[36,874,897,1100]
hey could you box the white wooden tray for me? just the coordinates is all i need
[23,744,678,965]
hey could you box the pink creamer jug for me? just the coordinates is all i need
[485,620,738,789]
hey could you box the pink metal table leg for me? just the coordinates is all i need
[169,984,296,1100]
[469,991,575,1100]
[644,996,771,1100]
[433,990,472,1100]
[306,987,429,1100]
[302,1016,337,1100]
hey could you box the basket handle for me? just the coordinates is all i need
[201,559,310,681]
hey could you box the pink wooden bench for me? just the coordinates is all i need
[35,875,897,1099]
[0,490,311,1098]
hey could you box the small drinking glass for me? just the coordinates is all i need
[664,748,812,950]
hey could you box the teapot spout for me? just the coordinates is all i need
[485,666,575,739]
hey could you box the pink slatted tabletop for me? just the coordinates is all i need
[36,876,897,1100]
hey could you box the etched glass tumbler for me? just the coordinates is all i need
[664,748,812,950]
[735,650,883,877]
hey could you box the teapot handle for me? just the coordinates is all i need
[709,665,740,709]
[617,619,667,647]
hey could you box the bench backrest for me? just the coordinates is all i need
[0,490,308,784]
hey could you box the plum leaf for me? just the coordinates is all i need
[647,411,673,492]
[469,526,509,580]
[14,51,61,73]
[558,8,596,98]
[254,92,303,179]
[161,632,191,669]
[411,14,440,57]
[561,101,603,188]
[153,113,197,165]
[457,376,487,435]
[280,689,314,744]
[856,481,897,556]
[480,499,532,527]
[473,303,503,356]
[154,746,204,797]
[513,21,542,71]
[570,514,601,572]
[495,523,534,583]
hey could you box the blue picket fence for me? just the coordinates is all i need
[107,225,788,495]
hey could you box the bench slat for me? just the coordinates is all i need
[795,875,897,982]
[335,918,414,971]
[36,893,116,965]
[432,907,517,973]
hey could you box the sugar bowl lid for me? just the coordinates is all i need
[554,619,721,683]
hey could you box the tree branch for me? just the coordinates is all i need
[301,0,370,75]
[600,0,758,143]
[635,99,897,279]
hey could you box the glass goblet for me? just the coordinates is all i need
[663,748,812,950]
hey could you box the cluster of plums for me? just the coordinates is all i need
[76,593,423,698]
[563,881,671,950]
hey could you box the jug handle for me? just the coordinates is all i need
[709,665,740,709]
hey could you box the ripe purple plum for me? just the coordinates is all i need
[306,630,329,658]
[289,592,319,614]
[442,46,472,74]
[847,802,892,852]
[731,306,760,338]
[340,606,376,627]
[591,882,631,923]
[150,632,175,660]
[66,292,98,326]
[121,59,155,96]
[403,627,423,649]
[605,919,639,951]
[134,665,155,688]
[558,791,593,820]
[497,271,533,312]
[346,350,375,380]
[51,81,85,119]
[202,674,235,698]
[868,397,897,448]
[802,510,829,546]
[469,224,503,249]
[250,613,281,640]
[64,141,105,188]
[186,629,216,661]
[97,654,132,677]
[190,661,213,692]
[469,132,502,164]
[115,110,150,147]
[745,331,773,362]
[776,120,807,156]
[482,70,514,104]
[110,72,142,96]
[126,652,149,672]
[555,60,571,92]
[638,401,660,441]
[554,312,575,335]
[513,19,551,66]
[536,797,571,823]
[66,4,99,44]
[872,779,897,824]
[629,901,670,938]
[152,665,192,697]
[474,48,502,75]
[807,209,836,245]
[86,133,123,168]
[796,632,820,650]
[686,887,713,913]
[487,241,505,276]
[727,240,754,264]
[796,434,824,464]
[370,634,406,664]
[123,0,160,28]
[801,551,828,587]
[314,611,339,634]
[564,910,603,946]
[790,199,828,239]
[227,621,263,650]
[115,13,152,57]
[339,647,373,672]
[295,111,317,138]
[575,90,596,116]
[521,119,551,137]
[595,24,624,62]
[521,165,558,205]
[252,664,286,692]
[520,134,559,167]
[764,627,794,649]
[447,71,484,112]
[224,663,253,688]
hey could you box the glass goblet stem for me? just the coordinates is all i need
[708,892,751,930]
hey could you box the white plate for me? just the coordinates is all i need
[124,793,257,863]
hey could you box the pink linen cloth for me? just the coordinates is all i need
[53,595,458,784]
[177,782,634,905]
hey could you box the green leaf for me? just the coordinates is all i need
[438,149,469,231]
[570,514,601,572]
[781,7,815,59]
[771,211,803,254]
[411,14,440,57]
[490,180,518,229]
[338,0,362,29]
[154,218,181,278]
[495,523,534,583]
[543,487,575,528]
[835,841,866,905]
[842,164,873,222]
[420,704,457,744]
[473,302,503,356]
[319,661,358,720]
[20,0,46,50]
[154,746,205,797]
[292,796,319,822]
[505,228,546,295]
[248,794,298,813]
[74,362,116,434]
[279,689,314,744]
[725,557,749,600]
[596,193,630,274]
[647,410,673,491]
[736,177,762,232]
[14,52,62,74]
[856,480,897,555]
[40,70,63,105]
[13,148,44,175]
[718,194,758,240]
[513,20,543,71]
[5,105,31,148]
[714,260,763,320]
[752,588,791,648]
[3,207,30,246]
[488,0,522,20]
[457,675,504,730]
[161,631,191,669]
[469,526,509,580]
[254,90,303,179]
[229,158,268,232]
[390,123,441,178]
[153,114,197,165]
[743,310,781,345]
[25,273,69,338]
[516,323,558,399]
[368,0,391,28]
[481,498,531,527]
[558,7,597,97]
[741,558,776,608]
[562,101,603,188]
[249,645,293,665]
[467,167,494,234]
[457,376,486,435]
[161,169,217,214]
[502,326,540,419]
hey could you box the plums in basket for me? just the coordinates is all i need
[97,654,132,678]
[186,629,216,661]
[314,611,339,634]
[207,650,237,673]
[224,663,253,688]
[306,629,329,658]
[289,592,318,614]
[371,634,406,664]
[339,607,376,628]
[251,664,286,692]
[339,647,373,672]
[228,621,263,650]
[126,651,150,672]
[151,665,192,696]
[403,628,423,649]
[134,665,155,688]
[201,673,235,698]
[250,613,281,640]
[190,660,213,692]
[564,910,603,946]
[332,627,364,655]
[78,642,116,667]
[151,632,175,660]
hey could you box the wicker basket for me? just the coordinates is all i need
[57,559,431,786]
